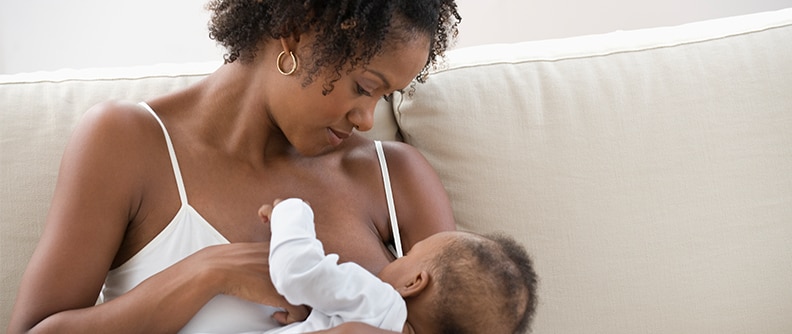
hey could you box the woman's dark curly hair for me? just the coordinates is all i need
[206,0,460,93]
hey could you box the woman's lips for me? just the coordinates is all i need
[327,128,350,146]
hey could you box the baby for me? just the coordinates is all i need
[259,198,538,334]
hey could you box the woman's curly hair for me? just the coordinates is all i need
[206,0,460,93]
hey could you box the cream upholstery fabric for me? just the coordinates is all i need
[393,8,792,333]
[2,8,792,333]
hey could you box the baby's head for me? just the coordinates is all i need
[378,231,538,334]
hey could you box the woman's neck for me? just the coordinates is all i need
[183,61,294,164]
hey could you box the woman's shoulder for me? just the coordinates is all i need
[338,136,439,183]
[342,136,423,162]
[362,138,435,178]
[336,136,426,178]
[78,100,176,148]
[80,100,160,136]
[68,99,171,179]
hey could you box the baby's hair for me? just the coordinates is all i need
[206,0,461,94]
[431,232,538,334]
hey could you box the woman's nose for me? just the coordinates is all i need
[349,102,376,132]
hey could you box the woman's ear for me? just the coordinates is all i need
[278,34,303,52]
[279,37,293,53]
[398,271,430,298]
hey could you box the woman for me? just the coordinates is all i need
[7,0,461,333]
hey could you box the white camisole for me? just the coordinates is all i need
[99,102,402,333]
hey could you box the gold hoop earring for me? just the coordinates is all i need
[277,51,298,76]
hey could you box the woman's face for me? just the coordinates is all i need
[272,35,431,156]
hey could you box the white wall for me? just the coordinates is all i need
[454,0,792,47]
[0,0,790,74]
[0,0,222,74]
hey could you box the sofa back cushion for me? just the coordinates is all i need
[392,8,792,333]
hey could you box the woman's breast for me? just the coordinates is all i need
[314,212,395,275]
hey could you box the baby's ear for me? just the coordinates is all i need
[398,270,430,298]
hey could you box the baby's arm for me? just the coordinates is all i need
[266,198,406,330]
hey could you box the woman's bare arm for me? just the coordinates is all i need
[7,102,291,333]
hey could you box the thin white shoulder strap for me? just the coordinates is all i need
[375,140,403,258]
[138,102,189,205]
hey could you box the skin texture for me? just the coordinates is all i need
[7,30,455,334]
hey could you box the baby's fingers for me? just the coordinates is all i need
[272,305,309,325]
[258,204,274,223]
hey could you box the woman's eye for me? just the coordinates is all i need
[382,90,402,102]
[356,84,372,97]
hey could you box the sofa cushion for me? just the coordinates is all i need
[393,8,792,333]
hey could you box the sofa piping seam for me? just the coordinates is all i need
[0,72,210,86]
[430,22,792,75]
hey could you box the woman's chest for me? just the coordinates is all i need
[186,170,394,273]
[150,141,393,270]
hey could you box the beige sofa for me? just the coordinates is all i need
[3,8,792,333]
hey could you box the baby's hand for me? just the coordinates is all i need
[257,204,273,224]
[272,307,310,326]
[259,198,312,224]
[257,199,285,224]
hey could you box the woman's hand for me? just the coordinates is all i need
[183,241,309,324]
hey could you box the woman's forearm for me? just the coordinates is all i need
[16,261,217,334]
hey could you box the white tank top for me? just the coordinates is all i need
[100,102,402,333]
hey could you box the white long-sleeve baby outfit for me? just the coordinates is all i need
[264,198,407,333]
